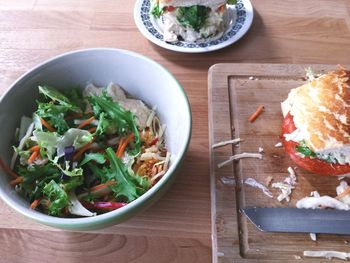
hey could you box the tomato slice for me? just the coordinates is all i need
[164,6,176,12]
[282,112,350,176]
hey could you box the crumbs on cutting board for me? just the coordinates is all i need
[217,152,262,169]
[272,167,297,202]
[212,138,243,149]
[303,250,350,260]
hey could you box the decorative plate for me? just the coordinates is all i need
[133,0,254,53]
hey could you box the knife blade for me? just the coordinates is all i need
[242,207,350,235]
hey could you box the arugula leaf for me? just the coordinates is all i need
[42,180,70,216]
[101,148,150,202]
[38,86,77,109]
[95,112,110,137]
[80,153,106,166]
[62,88,86,112]
[295,141,317,157]
[88,93,141,154]
[177,5,209,32]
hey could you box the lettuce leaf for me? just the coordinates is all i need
[36,86,81,134]
[56,128,93,158]
[42,180,70,216]
[295,141,317,158]
[16,163,61,201]
[177,5,209,32]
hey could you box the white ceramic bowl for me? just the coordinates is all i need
[0,48,191,230]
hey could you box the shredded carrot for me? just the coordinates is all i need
[0,158,19,178]
[39,117,55,132]
[336,187,350,200]
[87,127,97,133]
[89,180,116,193]
[30,199,41,209]
[9,176,23,186]
[29,145,40,153]
[116,133,135,158]
[77,116,95,129]
[28,150,39,164]
[73,139,95,161]
[248,105,265,123]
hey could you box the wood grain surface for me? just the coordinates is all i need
[0,0,349,262]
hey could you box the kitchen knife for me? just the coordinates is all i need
[242,207,350,235]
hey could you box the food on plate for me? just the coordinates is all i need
[4,83,170,217]
[150,0,237,43]
[281,67,350,176]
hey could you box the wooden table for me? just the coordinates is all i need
[0,1,349,262]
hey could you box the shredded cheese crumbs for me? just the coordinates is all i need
[217,152,262,168]
[297,181,350,210]
[296,196,350,210]
[244,178,273,198]
[272,167,297,202]
[303,250,350,260]
[140,152,166,161]
[310,233,317,241]
[274,142,283,147]
[212,138,242,149]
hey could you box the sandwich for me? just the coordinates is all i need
[281,67,350,176]
[150,0,236,43]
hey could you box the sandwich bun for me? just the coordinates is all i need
[281,67,350,176]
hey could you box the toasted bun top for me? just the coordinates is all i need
[281,67,350,153]
[158,0,227,8]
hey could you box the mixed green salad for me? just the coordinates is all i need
[3,83,169,217]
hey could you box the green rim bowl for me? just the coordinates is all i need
[0,48,192,231]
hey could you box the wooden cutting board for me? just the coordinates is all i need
[209,63,350,262]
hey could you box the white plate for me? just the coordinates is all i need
[134,0,254,53]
